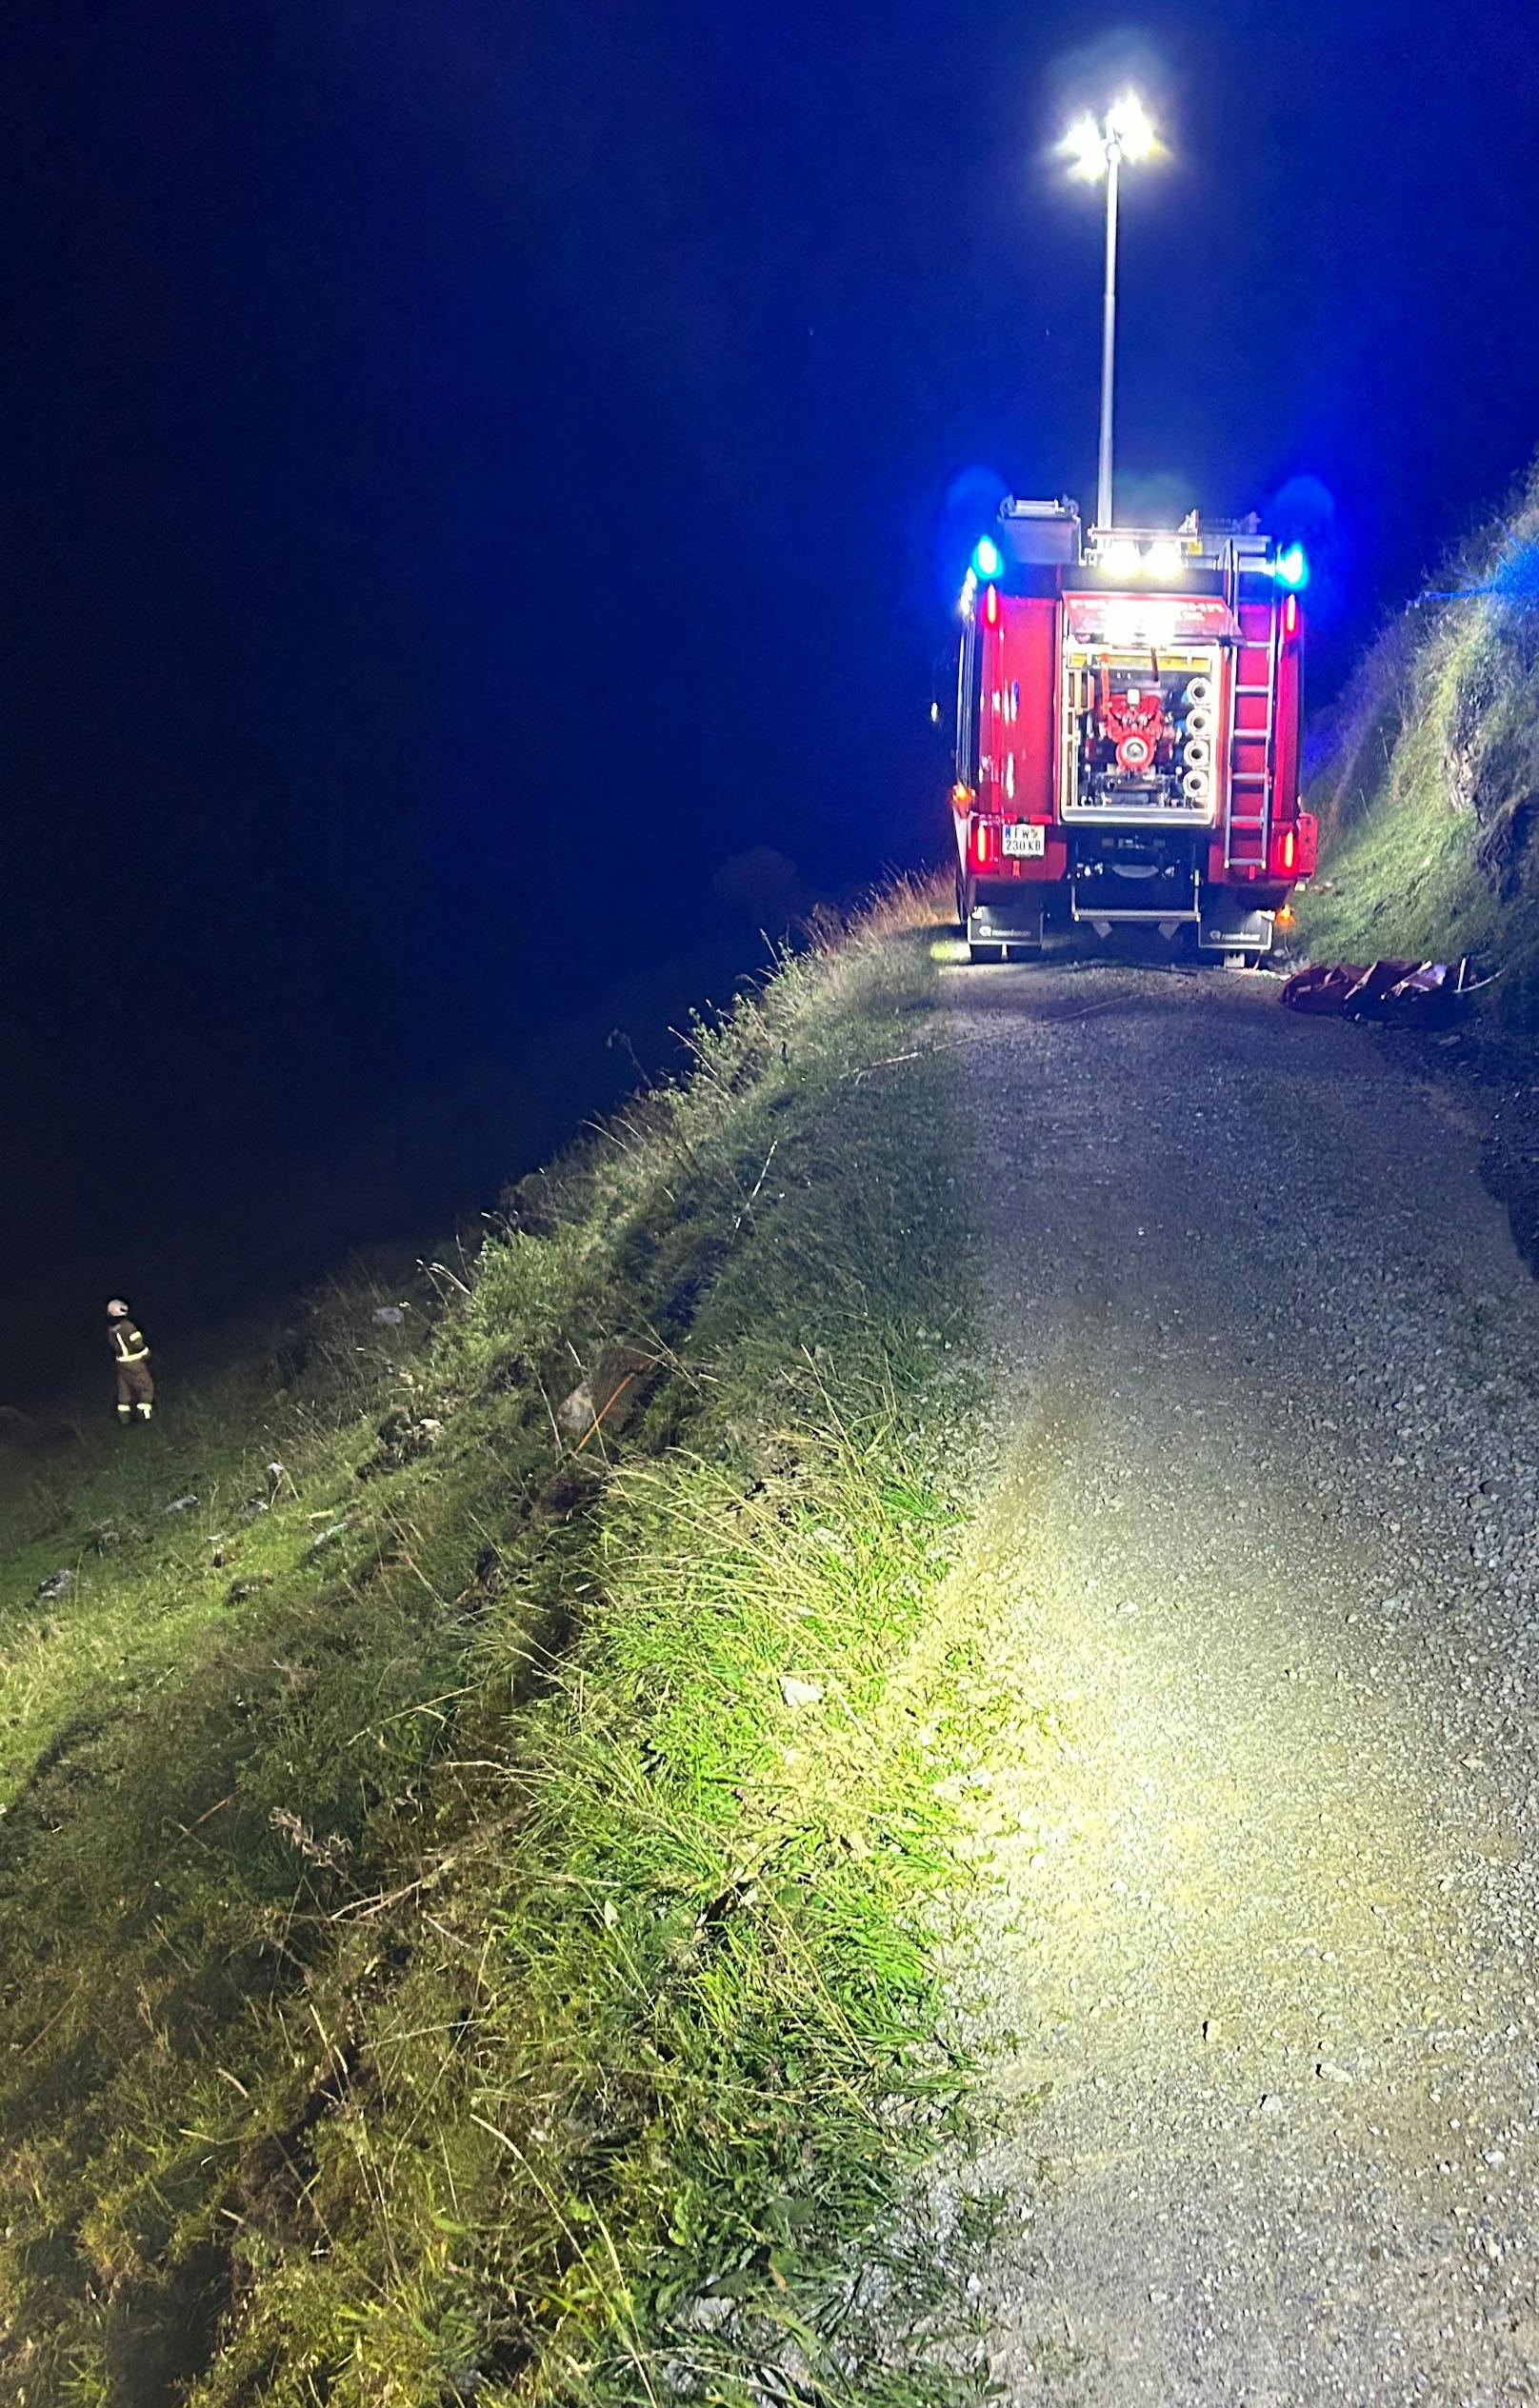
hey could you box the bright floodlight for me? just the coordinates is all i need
[1107,92,1156,162]
[1059,85,1167,528]
[1059,110,1107,181]
[1059,92,1157,181]
[1144,538,1184,579]
[1103,538,1142,578]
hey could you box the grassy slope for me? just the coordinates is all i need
[0,891,998,2408]
[1297,462,1539,1022]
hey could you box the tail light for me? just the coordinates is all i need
[971,819,997,871]
[1269,818,1318,881]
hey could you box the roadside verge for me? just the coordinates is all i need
[0,886,999,2407]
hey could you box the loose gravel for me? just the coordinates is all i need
[933,958,1539,2405]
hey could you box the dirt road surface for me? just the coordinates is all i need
[938,959,1539,2405]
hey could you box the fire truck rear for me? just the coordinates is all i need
[950,502,1317,963]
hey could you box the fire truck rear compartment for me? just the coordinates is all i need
[1069,826,1202,925]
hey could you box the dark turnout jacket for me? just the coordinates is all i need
[110,1318,150,1365]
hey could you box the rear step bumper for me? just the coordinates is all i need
[1070,901,1199,925]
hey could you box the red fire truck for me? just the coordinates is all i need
[950,501,1316,963]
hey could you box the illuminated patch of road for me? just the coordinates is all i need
[938,963,1539,2403]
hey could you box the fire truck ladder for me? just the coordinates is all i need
[1223,546,1278,876]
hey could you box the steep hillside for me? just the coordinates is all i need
[1298,460,1539,1023]
[0,890,999,2408]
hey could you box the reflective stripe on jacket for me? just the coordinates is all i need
[110,1322,150,1364]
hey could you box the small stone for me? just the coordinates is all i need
[778,1674,825,1709]
[557,1380,595,1436]
[162,1493,199,1515]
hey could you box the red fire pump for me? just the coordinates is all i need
[1099,668,1167,772]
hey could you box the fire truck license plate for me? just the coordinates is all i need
[1002,824,1046,858]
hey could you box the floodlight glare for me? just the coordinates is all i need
[1103,539,1142,578]
[972,536,1003,578]
[1106,92,1157,162]
[1059,110,1108,181]
[1144,538,1184,579]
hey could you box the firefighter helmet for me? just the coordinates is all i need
[107,1299,130,1318]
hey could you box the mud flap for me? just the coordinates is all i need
[969,895,1045,953]
[1198,904,1273,956]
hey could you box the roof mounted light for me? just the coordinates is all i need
[972,535,1002,578]
[1275,544,1309,590]
[1144,539,1184,580]
[1102,538,1142,578]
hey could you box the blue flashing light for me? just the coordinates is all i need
[972,535,1002,579]
[1275,543,1309,591]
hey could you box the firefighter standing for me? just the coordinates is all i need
[108,1300,154,1423]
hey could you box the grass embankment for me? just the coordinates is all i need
[0,891,996,2407]
[1298,456,1539,1022]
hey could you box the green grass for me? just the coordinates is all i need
[1299,450,1539,1023]
[0,886,999,2407]
[1297,670,1498,968]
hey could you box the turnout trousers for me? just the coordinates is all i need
[115,1361,155,1420]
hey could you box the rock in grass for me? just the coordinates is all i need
[557,1348,653,1442]
[557,1380,596,1436]
[35,1567,75,1601]
[778,1673,825,1709]
[162,1493,199,1516]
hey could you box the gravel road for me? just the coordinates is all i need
[935,957,1539,2406]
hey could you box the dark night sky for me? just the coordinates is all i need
[5,1,1539,1401]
